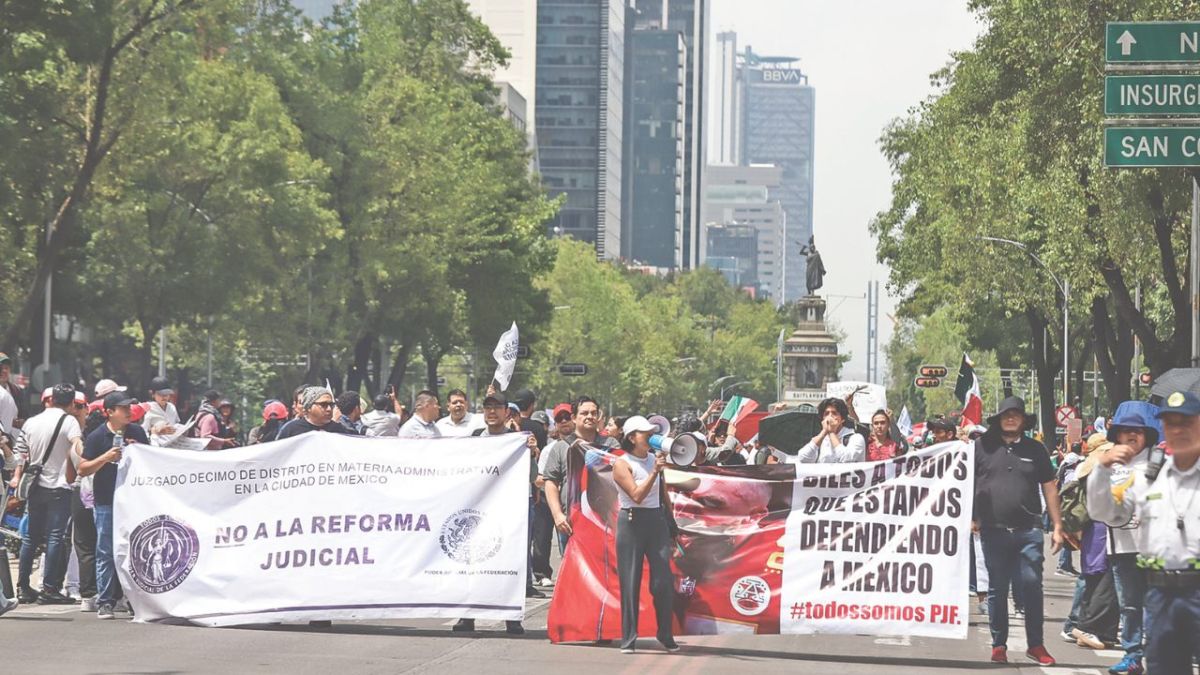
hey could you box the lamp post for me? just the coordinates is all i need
[722,380,752,400]
[981,236,1070,407]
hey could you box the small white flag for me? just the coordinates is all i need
[897,405,913,437]
[491,322,520,391]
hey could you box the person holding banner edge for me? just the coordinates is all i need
[612,415,678,654]
[973,396,1065,666]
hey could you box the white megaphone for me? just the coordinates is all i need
[650,432,702,466]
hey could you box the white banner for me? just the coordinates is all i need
[114,433,530,626]
[780,441,973,638]
[826,381,887,422]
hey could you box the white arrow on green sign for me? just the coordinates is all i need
[1107,21,1200,63]
[1104,126,1200,167]
[1106,75,1200,115]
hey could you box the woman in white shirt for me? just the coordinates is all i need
[612,415,679,654]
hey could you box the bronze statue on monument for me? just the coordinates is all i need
[798,235,826,296]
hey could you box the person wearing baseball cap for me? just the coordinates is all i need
[78,390,147,619]
[142,375,179,437]
[92,379,125,399]
[248,400,290,445]
[13,383,84,606]
[975,396,1064,665]
[612,414,678,654]
[451,389,530,636]
[1089,391,1200,675]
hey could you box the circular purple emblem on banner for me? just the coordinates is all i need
[128,515,200,594]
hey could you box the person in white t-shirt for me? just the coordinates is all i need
[12,384,84,604]
[142,376,179,436]
[436,389,482,437]
[0,382,17,436]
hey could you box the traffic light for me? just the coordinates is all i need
[918,365,948,378]
[914,376,941,388]
[1139,372,1152,385]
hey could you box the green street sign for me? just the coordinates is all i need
[1107,22,1200,63]
[1105,75,1200,115]
[1104,127,1200,167]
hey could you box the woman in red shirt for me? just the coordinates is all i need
[867,409,900,461]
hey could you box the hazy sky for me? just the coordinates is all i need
[707,1,982,382]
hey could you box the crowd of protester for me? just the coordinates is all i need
[0,355,1195,672]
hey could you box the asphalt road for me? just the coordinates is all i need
[3,549,1139,675]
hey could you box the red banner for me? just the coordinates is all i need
[546,445,795,642]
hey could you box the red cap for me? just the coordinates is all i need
[263,401,288,422]
[553,403,573,421]
[130,402,151,423]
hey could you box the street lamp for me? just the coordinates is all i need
[722,380,752,400]
[981,236,1070,407]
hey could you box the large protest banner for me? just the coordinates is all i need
[114,433,530,626]
[547,441,972,642]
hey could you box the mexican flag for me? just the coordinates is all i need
[954,353,983,426]
[720,395,759,426]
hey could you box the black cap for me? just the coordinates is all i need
[149,376,173,396]
[512,389,536,411]
[483,392,507,407]
[103,391,137,410]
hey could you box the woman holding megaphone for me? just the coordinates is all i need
[612,415,679,655]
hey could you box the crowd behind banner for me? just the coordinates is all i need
[0,355,1196,672]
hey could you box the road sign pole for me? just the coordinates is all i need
[1193,175,1199,366]
[1063,278,1070,406]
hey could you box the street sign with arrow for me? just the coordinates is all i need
[1107,22,1200,64]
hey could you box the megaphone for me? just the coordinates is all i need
[647,414,671,436]
[650,432,702,466]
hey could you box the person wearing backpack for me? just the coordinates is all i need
[1085,401,1160,675]
[11,384,83,605]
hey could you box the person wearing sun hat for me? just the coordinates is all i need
[974,396,1065,666]
[1090,393,1199,675]
[1081,401,1159,674]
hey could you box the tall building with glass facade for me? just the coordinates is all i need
[623,0,706,269]
[536,0,626,258]
[734,48,814,303]
[624,29,685,267]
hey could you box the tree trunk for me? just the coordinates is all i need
[386,342,412,395]
[424,348,442,400]
[1092,296,1133,408]
[347,332,375,395]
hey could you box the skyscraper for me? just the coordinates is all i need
[536,0,626,258]
[624,28,685,267]
[741,53,813,303]
[713,30,740,166]
[718,42,814,303]
[623,0,706,270]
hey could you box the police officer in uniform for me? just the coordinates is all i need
[1089,390,1200,675]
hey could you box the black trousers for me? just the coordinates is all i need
[616,507,674,650]
[530,498,554,579]
[71,485,96,599]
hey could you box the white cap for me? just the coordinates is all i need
[622,415,657,436]
[41,387,53,401]
[94,378,126,397]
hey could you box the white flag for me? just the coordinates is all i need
[491,322,519,391]
[897,405,913,437]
